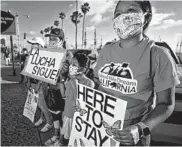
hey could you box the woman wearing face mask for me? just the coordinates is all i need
[93,0,180,146]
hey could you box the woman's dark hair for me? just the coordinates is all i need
[114,0,152,31]
[73,53,89,69]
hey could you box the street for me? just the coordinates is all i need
[1,57,54,146]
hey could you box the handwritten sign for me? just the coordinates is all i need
[21,48,65,85]
[69,83,127,146]
[23,89,38,123]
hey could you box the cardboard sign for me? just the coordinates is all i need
[69,83,127,147]
[23,89,38,123]
[1,11,16,35]
[21,48,65,85]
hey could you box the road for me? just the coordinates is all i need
[1,57,53,146]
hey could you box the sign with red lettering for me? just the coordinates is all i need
[21,48,66,85]
[1,11,16,35]
[69,83,127,146]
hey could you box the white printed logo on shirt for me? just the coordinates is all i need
[98,62,137,94]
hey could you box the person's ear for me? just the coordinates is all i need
[143,12,152,30]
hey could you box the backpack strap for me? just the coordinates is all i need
[149,41,155,78]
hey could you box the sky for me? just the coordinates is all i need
[1,0,182,52]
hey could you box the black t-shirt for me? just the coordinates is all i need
[21,54,28,62]
[4,52,10,58]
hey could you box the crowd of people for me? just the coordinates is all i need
[20,0,180,146]
[21,28,96,146]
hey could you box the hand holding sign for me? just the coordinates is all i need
[112,125,137,145]
[75,100,87,116]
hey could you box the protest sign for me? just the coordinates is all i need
[21,48,65,85]
[23,89,38,123]
[69,83,127,147]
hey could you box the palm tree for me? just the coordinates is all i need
[81,2,90,48]
[54,20,60,28]
[70,11,83,49]
[40,30,44,36]
[50,26,54,31]
[44,27,50,46]
[59,12,66,29]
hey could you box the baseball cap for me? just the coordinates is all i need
[27,37,45,47]
[45,28,64,40]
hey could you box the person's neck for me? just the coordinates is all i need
[119,34,144,49]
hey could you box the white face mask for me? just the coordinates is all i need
[49,39,63,48]
[113,13,145,39]
[69,65,82,76]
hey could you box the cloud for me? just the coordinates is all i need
[150,6,182,30]
[86,25,95,31]
[28,31,36,35]
[69,4,73,7]
[150,7,175,26]
[86,0,116,16]
[153,19,182,30]
[80,0,116,25]
[90,14,110,24]
[176,33,182,38]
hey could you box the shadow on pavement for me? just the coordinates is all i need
[1,83,53,146]
[1,66,22,83]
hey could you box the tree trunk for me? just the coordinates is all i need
[82,14,85,49]
[76,23,77,49]
[61,19,63,29]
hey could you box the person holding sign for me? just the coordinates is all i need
[19,48,29,83]
[93,0,180,146]
[52,53,95,146]
[27,37,53,132]
[44,28,68,146]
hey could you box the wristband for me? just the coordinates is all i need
[137,122,151,137]
[136,122,151,146]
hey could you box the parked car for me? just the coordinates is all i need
[151,43,182,145]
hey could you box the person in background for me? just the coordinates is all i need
[4,48,11,66]
[93,0,180,146]
[53,53,95,146]
[44,28,68,146]
[27,37,53,132]
[19,48,29,83]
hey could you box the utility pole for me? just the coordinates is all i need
[94,27,97,50]
[15,13,21,55]
[158,35,161,42]
[101,37,103,48]
[76,0,78,49]
[84,29,87,49]
[176,37,182,62]
[10,36,16,76]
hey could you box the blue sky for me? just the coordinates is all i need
[1,0,182,52]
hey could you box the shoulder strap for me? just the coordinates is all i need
[155,42,180,64]
[149,41,155,78]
